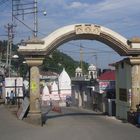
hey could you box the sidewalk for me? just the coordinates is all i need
[0,98,4,105]
[0,104,22,126]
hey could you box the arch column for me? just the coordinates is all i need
[25,58,43,114]
[130,57,140,111]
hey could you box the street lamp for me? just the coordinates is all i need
[12,55,19,59]
[12,54,19,76]
[22,61,26,64]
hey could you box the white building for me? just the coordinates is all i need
[72,64,99,109]
[115,60,131,119]
[75,67,83,77]
[51,81,60,101]
[41,85,51,105]
[88,64,97,79]
[58,68,71,101]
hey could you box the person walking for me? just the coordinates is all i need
[10,90,15,105]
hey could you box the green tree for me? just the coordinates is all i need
[41,50,88,77]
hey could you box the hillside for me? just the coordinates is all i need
[0,40,89,77]
[41,50,88,77]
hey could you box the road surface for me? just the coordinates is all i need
[0,105,140,140]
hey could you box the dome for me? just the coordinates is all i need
[88,64,96,71]
[51,81,58,91]
[59,68,71,82]
[51,81,60,101]
[42,85,50,101]
[58,68,71,89]
[75,67,82,73]
[42,85,50,95]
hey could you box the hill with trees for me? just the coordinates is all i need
[41,50,88,77]
[0,40,89,77]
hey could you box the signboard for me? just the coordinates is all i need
[5,77,23,98]
[119,88,127,102]
[17,97,29,120]
[99,81,109,93]
[99,81,115,94]
[5,77,23,87]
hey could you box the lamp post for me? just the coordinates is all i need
[12,54,19,76]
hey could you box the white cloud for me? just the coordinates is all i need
[68,2,89,9]
[1,0,140,41]
[78,0,140,18]
[39,0,64,5]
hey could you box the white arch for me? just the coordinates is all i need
[43,24,127,47]
[19,23,140,56]
[41,23,129,56]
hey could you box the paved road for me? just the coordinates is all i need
[0,105,140,140]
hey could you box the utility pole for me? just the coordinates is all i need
[80,45,83,71]
[12,0,43,38]
[4,23,15,77]
[92,53,97,67]
[34,0,38,37]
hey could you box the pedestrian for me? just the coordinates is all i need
[10,90,15,105]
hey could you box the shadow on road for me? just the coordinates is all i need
[41,109,105,126]
[47,112,105,119]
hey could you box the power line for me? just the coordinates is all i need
[67,42,117,54]
[12,0,38,37]
[59,49,116,54]
[0,0,9,6]
[80,45,83,70]
[12,0,46,38]
[4,23,16,77]
[0,0,11,12]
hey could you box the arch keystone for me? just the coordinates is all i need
[75,24,101,35]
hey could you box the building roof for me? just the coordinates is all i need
[58,68,71,89]
[42,85,50,95]
[51,81,58,91]
[59,68,71,82]
[75,67,82,73]
[98,70,115,81]
[40,71,58,76]
[88,64,96,71]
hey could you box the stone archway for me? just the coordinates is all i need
[42,24,129,56]
[18,23,140,119]
[19,23,140,56]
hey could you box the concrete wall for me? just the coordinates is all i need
[71,83,105,112]
[71,83,93,110]
[116,61,131,119]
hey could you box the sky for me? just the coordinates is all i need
[0,0,140,69]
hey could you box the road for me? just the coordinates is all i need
[0,104,140,140]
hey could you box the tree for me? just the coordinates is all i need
[41,50,88,77]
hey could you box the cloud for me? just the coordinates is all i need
[67,0,140,36]
[1,0,140,68]
[67,2,89,9]
[1,0,140,42]
[78,0,140,18]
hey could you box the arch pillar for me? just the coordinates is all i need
[25,58,43,115]
[129,57,140,111]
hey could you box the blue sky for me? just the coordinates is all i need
[0,0,140,69]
